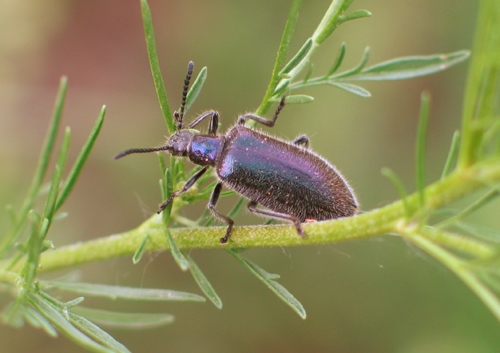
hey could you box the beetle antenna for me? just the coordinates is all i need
[114,146,171,160]
[175,61,194,130]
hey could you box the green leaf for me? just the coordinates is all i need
[14,212,44,308]
[329,82,370,97]
[0,77,67,257]
[140,0,174,133]
[185,253,222,309]
[479,119,500,156]
[287,95,314,104]
[436,185,500,229]
[28,294,114,353]
[303,63,314,83]
[43,282,205,302]
[269,95,314,104]
[40,239,55,253]
[339,9,371,24]
[345,50,470,81]
[227,249,306,319]
[165,228,190,271]
[71,306,175,330]
[441,130,461,180]
[68,311,131,353]
[43,127,71,222]
[455,222,500,243]
[157,154,167,182]
[280,38,313,75]
[416,92,431,210]
[381,168,410,220]
[326,42,346,77]
[132,235,149,264]
[272,78,291,97]
[161,169,174,223]
[23,305,58,337]
[185,66,208,114]
[335,46,370,78]
[56,106,105,211]
[64,297,85,308]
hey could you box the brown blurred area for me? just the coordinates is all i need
[2,0,499,352]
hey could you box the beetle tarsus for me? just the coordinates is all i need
[157,196,174,213]
[294,222,306,238]
[219,227,232,244]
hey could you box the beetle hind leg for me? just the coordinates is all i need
[247,201,305,238]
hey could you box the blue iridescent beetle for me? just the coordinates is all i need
[115,62,358,243]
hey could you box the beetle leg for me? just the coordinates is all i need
[157,166,209,213]
[238,96,286,127]
[208,182,235,244]
[292,135,309,148]
[187,111,220,135]
[247,201,305,238]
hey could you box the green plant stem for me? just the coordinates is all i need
[272,0,353,97]
[458,0,500,168]
[0,158,495,274]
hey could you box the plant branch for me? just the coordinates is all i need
[4,158,494,274]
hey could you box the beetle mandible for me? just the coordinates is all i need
[115,61,359,243]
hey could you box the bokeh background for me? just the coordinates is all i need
[2,0,499,352]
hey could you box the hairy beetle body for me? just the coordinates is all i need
[115,61,358,243]
[218,125,357,221]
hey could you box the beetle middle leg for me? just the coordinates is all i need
[238,96,286,127]
[247,201,305,238]
[157,166,209,213]
[209,182,235,244]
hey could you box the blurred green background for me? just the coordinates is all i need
[2,0,499,352]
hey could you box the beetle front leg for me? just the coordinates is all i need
[208,182,234,244]
[188,111,219,135]
[247,201,305,238]
[157,166,209,213]
[238,96,286,127]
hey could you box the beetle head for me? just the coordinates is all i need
[165,130,193,157]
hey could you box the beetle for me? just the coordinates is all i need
[115,61,358,243]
